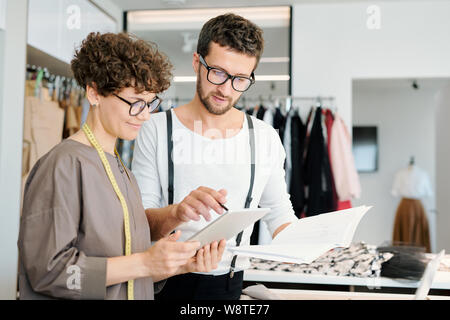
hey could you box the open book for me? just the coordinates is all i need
[229,205,372,264]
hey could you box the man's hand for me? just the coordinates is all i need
[172,186,228,222]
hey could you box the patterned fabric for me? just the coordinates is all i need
[250,242,393,278]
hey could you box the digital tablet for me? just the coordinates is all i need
[187,208,270,246]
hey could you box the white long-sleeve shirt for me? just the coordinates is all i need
[131,108,297,275]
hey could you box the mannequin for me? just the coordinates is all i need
[391,157,432,252]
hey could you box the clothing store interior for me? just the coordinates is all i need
[1,0,450,301]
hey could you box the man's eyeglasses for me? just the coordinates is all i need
[113,94,162,116]
[198,54,255,92]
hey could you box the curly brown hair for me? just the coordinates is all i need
[71,32,173,96]
[197,13,264,68]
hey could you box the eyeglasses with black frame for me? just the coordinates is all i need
[198,54,255,92]
[113,93,162,116]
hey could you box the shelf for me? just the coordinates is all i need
[26,44,73,78]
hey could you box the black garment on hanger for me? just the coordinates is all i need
[256,105,266,120]
[303,107,334,217]
[273,107,287,143]
[246,107,254,115]
[289,112,307,218]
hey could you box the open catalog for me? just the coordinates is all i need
[229,205,372,264]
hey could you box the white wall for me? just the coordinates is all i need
[0,0,28,300]
[292,1,450,251]
[91,0,123,31]
[436,84,450,253]
[352,80,440,250]
[27,0,120,65]
[292,1,450,129]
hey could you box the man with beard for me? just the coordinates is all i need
[131,13,297,300]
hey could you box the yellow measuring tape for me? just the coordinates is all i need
[82,123,134,300]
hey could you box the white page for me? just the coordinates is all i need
[230,206,372,263]
[272,205,371,246]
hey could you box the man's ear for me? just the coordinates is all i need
[192,52,200,74]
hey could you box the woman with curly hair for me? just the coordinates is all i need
[17,32,226,300]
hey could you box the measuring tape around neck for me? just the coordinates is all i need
[82,123,134,300]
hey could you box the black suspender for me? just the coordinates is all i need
[166,109,174,205]
[165,109,256,278]
[230,112,255,278]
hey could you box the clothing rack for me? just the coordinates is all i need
[161,95,336,108]
[239,95,337,114]
[158,94,337,116]
[26,64,84,106]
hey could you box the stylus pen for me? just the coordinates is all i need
[219,203,229,212]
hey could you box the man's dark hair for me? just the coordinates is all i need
[197,13,264,68]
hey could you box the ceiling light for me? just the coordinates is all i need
[162,0,186,5]
[173,76,197,82]
[259,57,290,63]
[256,75,290,81]
[128,6,290,31]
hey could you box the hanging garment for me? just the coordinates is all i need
[289,111,307,217]
[262,107,274,126]
[324,109,338,211]
[273,107,287,142]
[65,104,80,136]
[329,113,361,201]
[22,96,65,206]
[392,198,431,252]
[283,113,292,187]
[303,107,334,216]
[252,105,259,117]
[25,80,37,97]
[256,105,266,120]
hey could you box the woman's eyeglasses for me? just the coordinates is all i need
[113,94,162,116]
[198,54,255,92]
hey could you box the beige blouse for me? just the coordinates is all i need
[18,139,155,300]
